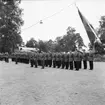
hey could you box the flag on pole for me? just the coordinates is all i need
[76,6,101,45]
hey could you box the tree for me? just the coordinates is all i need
[0,0,23,53]
[26,38,38,48]
[45,39,55,52]
[98,16,105,44]
[93,15,105,54]
[54,27,84,52]
[37,40,48,52]
[94,41,104,54]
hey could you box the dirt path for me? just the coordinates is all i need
[0,61,105,105]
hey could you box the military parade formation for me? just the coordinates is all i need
[0,48,94,71]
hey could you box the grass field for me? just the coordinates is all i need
[0,60,105,105]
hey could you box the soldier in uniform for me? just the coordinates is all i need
[57,53,61,68]
[88,49,94,70]
[45,52,48,67]
[78,51,83,69]
[56,52,61,68]
[5,52,9,63]
[73,49,80,71]
[68,51,74,70]
[48,52,52,67]
[37,52,41,66]
[37,52,40,66]
[61,52,65,69]
[64,52,69,69]
[41,52,45,69]
[52,52,56,68]
[30,52,34,67]
[55,52,58,68]
[34,52,38,68]
[82,49,88,69]
[26,53,29,64]
[15,52,18,64]
[59,52,62,68]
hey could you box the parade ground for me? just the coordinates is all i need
[0,61,105,105]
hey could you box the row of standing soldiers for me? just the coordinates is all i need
[0,49,94,71]
[28,49,94,70]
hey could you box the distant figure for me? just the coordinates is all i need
[88,49,94,70]
[68,51,74,70]
[82,49,88,69]
[41,52,45,69]
[73,49,80,71]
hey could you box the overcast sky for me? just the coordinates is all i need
[20,0,105,47]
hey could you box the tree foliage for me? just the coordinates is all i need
[94,41,104,54]
[0,0,23,53]
[25,27,84,52]
[26,38,38,48]
[37,40,48,52]
[98,16,105,43]
[93,15,105,54]
[54,27,84,52]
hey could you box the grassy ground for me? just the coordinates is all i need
[0,60,105,105]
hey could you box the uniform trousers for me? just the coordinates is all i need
[61,61,65,69]
[89,61,93,70]
[69,61,73,70]
[74,61,80,70]
[34,60,38,68]
[64,62,69,69]
[79,61,82,69]
[45,60,48,67]
[41,60,45,69]
[83,60,87,69]
[30,60,34,67]
[53,60,56,68]
[15,58,18,64]
[48,60,52,67]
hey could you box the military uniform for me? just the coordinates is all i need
[30,53,34,67]
[55,53,58,67]
[52,53,56,68]
[26,53,29,64]
[55,53,59,68]
[15,53,18,64]
[34,53,38,68]
[56,53,61,68]
[64,53,69,69]
[79,51,83,69]
[48,53,52,67]
[45,53,48,67]
[4,53,9,63]
[40,52,45,69]
[68,51,74,70]
[88,50,94,70]
[61,53,65,69]
[82,50,88,69]
[38,53,41,66]
[73,50,80,71]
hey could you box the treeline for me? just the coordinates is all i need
[25,27,85,52]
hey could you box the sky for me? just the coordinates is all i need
[20,0,105,47]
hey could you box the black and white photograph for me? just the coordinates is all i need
[0,0,105,105]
